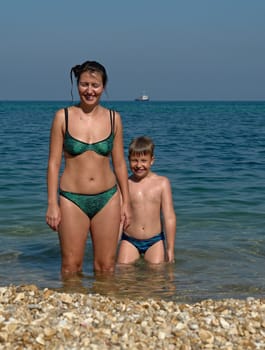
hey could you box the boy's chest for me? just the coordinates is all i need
[130,183,161,204]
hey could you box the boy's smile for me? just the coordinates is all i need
[129,153,154,180]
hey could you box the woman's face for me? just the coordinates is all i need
[78,70,104,105]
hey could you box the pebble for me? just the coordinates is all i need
[0,285,265,349]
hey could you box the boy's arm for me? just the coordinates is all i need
[161,177,177,263]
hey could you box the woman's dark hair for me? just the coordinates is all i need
[70,60,108,100]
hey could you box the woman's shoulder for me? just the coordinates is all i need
[55,106,68,116]
[55,105,77,118]
[106,108,122,130]
[107,107,121,119]
[52,107,68,128]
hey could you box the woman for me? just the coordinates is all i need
[46,60,131,276]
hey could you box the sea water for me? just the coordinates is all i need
[0,100,264,302]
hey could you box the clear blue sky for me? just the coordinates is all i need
[1,0,264,101]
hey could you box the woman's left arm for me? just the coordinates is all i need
[111,112,131,228]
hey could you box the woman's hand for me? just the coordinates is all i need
[46,204,61,232]
[121,202,132,230]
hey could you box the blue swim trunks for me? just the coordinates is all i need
[121,232,165,255]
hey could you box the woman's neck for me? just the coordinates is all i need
[78,103,100,115]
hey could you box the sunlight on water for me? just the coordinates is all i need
[0,101,265,301]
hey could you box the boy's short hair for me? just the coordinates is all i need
[128,136,155,158]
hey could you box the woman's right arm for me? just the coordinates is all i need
[46,109,64,231]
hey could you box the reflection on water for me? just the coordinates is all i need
[53,257,265,303]
[93,262,176,300]
[57,261,177,301]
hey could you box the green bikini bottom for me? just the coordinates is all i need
[59,185,117,219]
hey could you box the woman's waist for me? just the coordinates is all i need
[60,171,116,194]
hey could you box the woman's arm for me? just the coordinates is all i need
[46,109,64,231]
[111,112,131,229]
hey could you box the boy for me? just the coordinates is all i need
[117,136,176,264]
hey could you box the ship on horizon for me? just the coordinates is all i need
[134,92,149,101]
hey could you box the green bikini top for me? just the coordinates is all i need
[63,108,115,157]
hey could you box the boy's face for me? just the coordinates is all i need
[129,153,154,180]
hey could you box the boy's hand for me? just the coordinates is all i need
[166,249,175,263]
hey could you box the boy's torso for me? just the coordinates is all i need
[126,173,164,239]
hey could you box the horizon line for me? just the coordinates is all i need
[1,99,265,103]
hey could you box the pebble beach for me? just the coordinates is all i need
[1,285,265,349]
